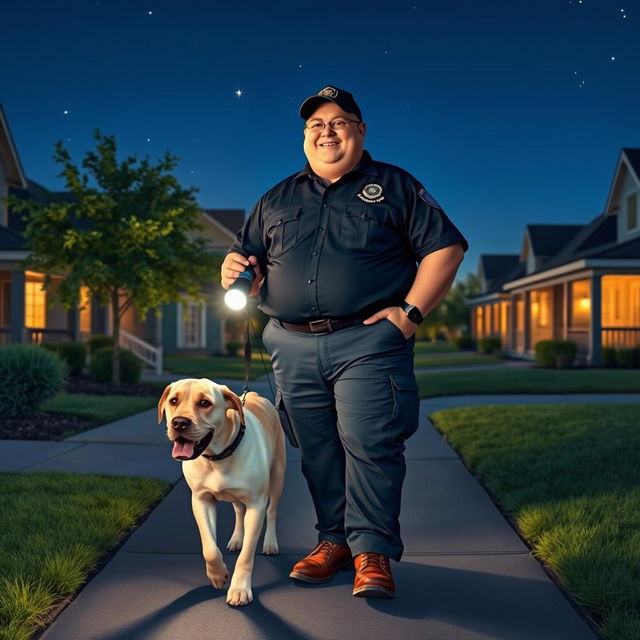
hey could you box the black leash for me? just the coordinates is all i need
[240,310,275,404]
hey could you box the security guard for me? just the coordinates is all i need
[222,86,468,599]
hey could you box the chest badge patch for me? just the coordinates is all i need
[357,183,385,203]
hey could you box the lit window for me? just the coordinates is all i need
[570,280,590,329]
[79,286,91,333]
[25,281,46,328]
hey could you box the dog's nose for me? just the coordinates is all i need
[171,416,192,431]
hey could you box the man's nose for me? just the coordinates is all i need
[171,416,192,431]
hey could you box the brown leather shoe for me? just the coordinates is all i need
[352,552,395,598]
[289,541,353,584]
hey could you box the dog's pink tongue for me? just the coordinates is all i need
[172,438,196,460]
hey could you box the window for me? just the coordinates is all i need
[628,193,638,232]
[79,286,91,333]
[602,275,640,327]
[25,280,46,328]
[177,301,206,348]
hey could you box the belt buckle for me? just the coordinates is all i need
[309,319,333,334]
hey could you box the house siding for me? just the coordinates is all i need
[618,169,640,242]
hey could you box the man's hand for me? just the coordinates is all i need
[221,253,263,296]
[362,306,417,339]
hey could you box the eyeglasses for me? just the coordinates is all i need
[304,119,360,132]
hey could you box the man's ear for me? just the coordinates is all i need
[221,386,245,425]
[157,383,173,423]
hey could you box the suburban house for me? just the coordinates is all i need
[467,148,640,365]
[0,104,246,369]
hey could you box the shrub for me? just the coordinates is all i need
[225,341,243,356]
[0,344,66,418]
[57,342,87,376]
[455,334,475,350]
[615,348,636,369]
[478,335,501,354]
[87,334,114,355]
[601,346,617,367]
[534,340,577,368]
[89,347,142,384]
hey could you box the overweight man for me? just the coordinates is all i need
[222,86,468,599]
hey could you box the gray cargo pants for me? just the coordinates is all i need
[262,317,419,561]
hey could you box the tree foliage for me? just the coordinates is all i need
[10,131,218,384]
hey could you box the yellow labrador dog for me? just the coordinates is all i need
[158,378,286,607]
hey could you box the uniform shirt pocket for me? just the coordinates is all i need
[266,207,301,257]
[340,204,389,252]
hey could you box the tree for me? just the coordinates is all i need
[10,131,218,385]
[440,273,480,338]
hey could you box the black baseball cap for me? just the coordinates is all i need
[299,86,363,122]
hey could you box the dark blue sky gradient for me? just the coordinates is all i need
[2,0,639,280]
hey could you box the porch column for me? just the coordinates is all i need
[589,273,602,366]
[524,290,531,353]
[10,270,26,343]
[509,297,516,350]
[69,308,81,341]
[562,281,569,340]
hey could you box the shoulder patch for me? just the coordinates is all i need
[417,186,442,209]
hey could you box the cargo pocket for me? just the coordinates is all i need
[340,205,389,252]
[390,374,420,443]
[266,207,301,257]
[275,390,299,448]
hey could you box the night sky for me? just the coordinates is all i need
[2,1,639,280]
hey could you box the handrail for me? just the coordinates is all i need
[119,329,163,374]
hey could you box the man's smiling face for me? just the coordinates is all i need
[302,102,366,181]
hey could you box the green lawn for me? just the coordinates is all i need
[414,340,459,354]
[431,404,640,640]
[413,353,503,368]
[417,368,640,397]
[45,394,157,425]
[164,353,272,380]
[0,472,169,640]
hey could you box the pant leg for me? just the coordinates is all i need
[330,319,419,561]
[262,319,347,546]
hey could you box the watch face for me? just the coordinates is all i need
[407,307,422,323]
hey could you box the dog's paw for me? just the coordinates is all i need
[226,586,253,607]
[227,535,243,551]
[206,563,229,589]
[262,541,279,555]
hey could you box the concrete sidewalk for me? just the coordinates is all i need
[9,391,639,639]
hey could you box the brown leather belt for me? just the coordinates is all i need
[280,318,361,334]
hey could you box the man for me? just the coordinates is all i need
[221,86,468,599]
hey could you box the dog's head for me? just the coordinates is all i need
[157,378,245,461]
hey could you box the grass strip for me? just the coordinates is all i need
[417,367,640,397]
[164,353,272,380]
[413,354,503,368]
[0,472,169,640]
[44,394,157,424]
[431,403,640,640]
[414,341,458,354]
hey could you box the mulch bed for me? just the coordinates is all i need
[1,376,162,442]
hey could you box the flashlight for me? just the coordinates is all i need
[224,267,255,310]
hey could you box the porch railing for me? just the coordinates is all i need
[119,329,163,375]
[602,327,640,349]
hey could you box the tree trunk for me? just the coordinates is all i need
[111,290,121,387]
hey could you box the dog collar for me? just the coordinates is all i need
[201,423,246,461]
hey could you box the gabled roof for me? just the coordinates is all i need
[525,224,583,257]
[0,105,27,189]
[0,225,27,251]
[541,214,617,270]
[203,209,245,236]
[480,254,520,281]
[604,148,640,214]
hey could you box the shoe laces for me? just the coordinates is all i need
[359,552,389,571]
[311,540,338,558]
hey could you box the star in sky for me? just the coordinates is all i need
[63,109,69,115]
[235,89,243,97]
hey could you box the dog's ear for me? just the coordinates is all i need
[157,383,173,423]
[221,386,245,425]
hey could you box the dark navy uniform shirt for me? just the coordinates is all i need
[230,150,468,323]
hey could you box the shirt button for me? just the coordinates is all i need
[307,279,313,284]
[312,251,318,256]
[323,204,328,208]
[277,220,282,225]
[318,226,323,231]
[312,306,317,311]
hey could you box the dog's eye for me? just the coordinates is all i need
[199,399,211,408]
[169,397,178,405]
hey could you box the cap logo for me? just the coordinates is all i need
[357,183,385,203]
[318,86,338,98]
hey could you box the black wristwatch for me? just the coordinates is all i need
[400,301,424,325]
